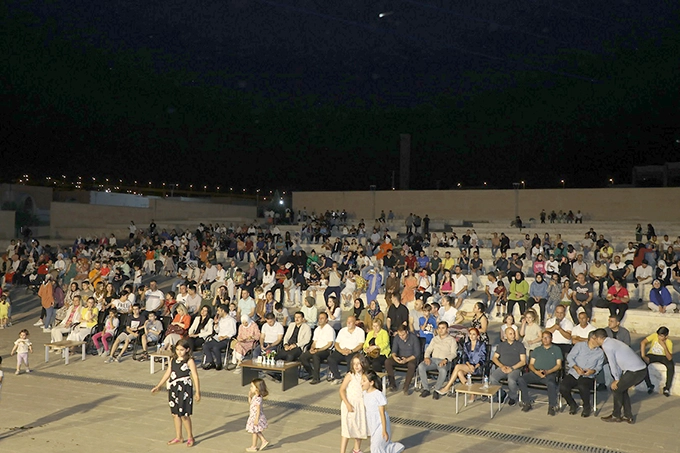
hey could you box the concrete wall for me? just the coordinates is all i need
[293,187,680,222]
[50,199,256,239]
[0,211,15,239]
[0,184,53,211]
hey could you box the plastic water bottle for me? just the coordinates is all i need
[466,373,472,386]
[483,376,489,389]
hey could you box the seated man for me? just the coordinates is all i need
[571,310,596,344]
[327,316,365,383]
[275,311,311,362]
[105,303,147,363]
[419,321,458,398]
[385,325,421,395]
[253,313,284,359]
[641,326,674,397]
[299,312,336,384]
[518,331,563,415]
[202,304,237,370]
[490,326,526,406]
[633,260,654,301]
[559,331,604,417]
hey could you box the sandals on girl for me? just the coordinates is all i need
[167,438,184,445]
[187,438,195,447]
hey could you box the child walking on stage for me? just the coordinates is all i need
[246,378,270,451]
[151,339,201,447]
[361,371,405,453]
[10,329,32,374]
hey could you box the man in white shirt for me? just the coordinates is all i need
[253,313,284,359]
[621,242,636,265]
[184,285,203,315]
[176,283,189,305]
[608,255,631,287]
[571,310,595,344]
[571,255,588,280]
[482,272,499,314]
[545,305,574,360]
[633,260,654,302]
[452,265,469,309]
[144,280,164,315]
[327,316,366,383]
[299,312,336,384]
[210,262,227,296]
[199,261,218,294]
[202,304,237,370]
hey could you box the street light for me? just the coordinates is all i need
[521,180,526,189]
[560,179,565,188]
[609,178,614,185]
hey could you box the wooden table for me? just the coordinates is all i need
[44,341,86,365]
[240,359,300,391]
[454,383,502,419]
[148,350,173,374]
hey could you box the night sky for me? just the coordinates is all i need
[2,0,680,192]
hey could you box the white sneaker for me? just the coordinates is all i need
[42,328,51,333]
[233,366,242,374]
[34,320,43,326]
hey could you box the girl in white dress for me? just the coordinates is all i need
[339,354,368,453]
[361,371,405,453]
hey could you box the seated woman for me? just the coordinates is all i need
[470,302,489,345]
[326,297,342,331]
[67,297,99,342]
[161,304,191,350]
[51,296,82,344]
[351,298,365,330]
[231,315,261,372]
[499,314,518,342]
[648,279,677,314]
[187,305,214,351]
[363,300,384,332]
[520,308,542,353]
[363,318,391,372]
[436,328,487,400]
[92,308,120,355]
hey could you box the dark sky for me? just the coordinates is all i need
[2,0,680,192]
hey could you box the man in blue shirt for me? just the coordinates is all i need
[592,328,647,424]
[559,331,604,417]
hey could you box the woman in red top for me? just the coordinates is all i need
[161,304,191,350]
[606,278,629,321]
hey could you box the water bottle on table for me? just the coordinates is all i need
[466,373,472,386]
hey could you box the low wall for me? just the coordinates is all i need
[293,187,680,222]
[0,211,15,239]
[50,199,256,238]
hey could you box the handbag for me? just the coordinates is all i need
[166,324,187,336]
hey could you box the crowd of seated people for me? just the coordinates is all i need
[0,218,676,410]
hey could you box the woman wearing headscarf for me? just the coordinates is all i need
[508,271,529,317]
[363,299,384,331]
[365,268,382,306]
[648,279,676,313]
[655,260,671,286]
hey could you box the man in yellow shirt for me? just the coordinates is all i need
[441,251,456,273]
[641,326,674,397]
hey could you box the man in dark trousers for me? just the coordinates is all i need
[592,328,647,424]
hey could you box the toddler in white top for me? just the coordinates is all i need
[10,329,33,374]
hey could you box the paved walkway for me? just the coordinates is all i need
[1,284,678,453]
